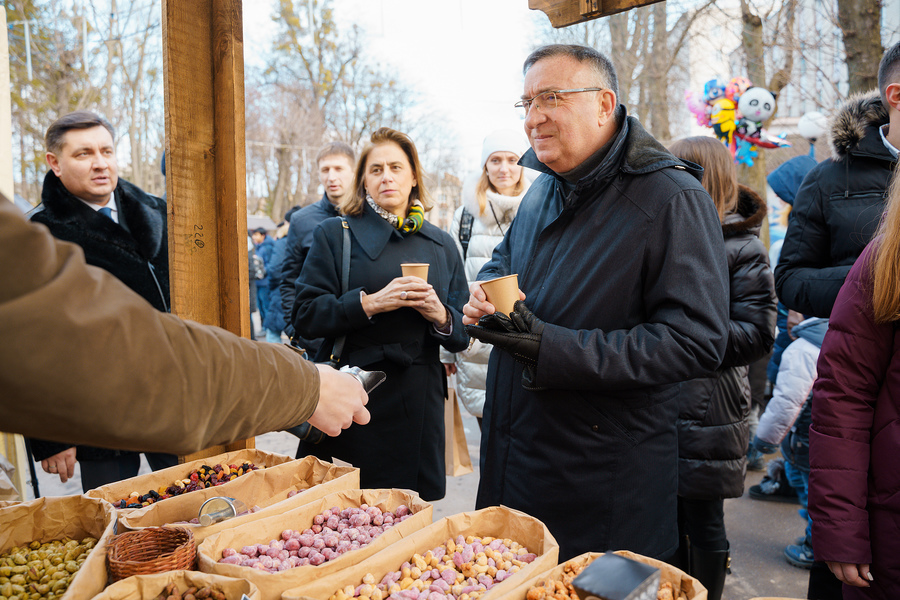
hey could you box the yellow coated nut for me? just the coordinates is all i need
[399,578,414,591]
[410,567,422,579]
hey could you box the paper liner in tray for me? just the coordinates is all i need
[491,550,707,600]
[85,449,294,510]
[93,568,261,600]
[0,495,117,600]
[281,505,560,600]
[119,456,359,542]
[198,488,432,600]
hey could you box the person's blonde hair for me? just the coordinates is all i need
[341,127,433,216]
[871,171,900,323]
[473,164,527,216]
[668,136,739,222]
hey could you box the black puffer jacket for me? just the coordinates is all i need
[774,92,896,317]
[677,186,777,499]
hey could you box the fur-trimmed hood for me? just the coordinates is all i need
[722,185,767,238]
[829,91,889,161]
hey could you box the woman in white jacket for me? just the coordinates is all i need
[442,129,532,427]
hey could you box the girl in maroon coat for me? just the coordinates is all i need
[809,170,900,598]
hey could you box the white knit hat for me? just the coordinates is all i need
[480,129,530,168]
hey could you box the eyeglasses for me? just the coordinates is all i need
[514,88,604,116]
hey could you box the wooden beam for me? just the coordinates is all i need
[530,0,665,27]
[163,0,253,461]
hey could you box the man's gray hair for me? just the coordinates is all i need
[523,45,619,100]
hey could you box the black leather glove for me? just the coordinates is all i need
[466,300,544,368]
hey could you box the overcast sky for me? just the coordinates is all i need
[243,0,549,172]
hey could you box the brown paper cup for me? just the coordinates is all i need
[401,263,429,280]
[482,274,519,316]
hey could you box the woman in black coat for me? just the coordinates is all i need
[669,137,777,599]
[293,128,469,501]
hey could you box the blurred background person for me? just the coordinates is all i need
[251,226,276,327]
[292,128,469,501]
[668,136,777,600]
[441,129,531,429]
[263,206,302,343]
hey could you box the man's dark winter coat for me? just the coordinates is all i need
[775,92,896,317]
[28,170,170,463]
[293,205,469,501]
[677,185,776,500]
[279,195,340,351]
[475,109,730,561]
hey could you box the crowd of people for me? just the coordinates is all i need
[2,39,900,600]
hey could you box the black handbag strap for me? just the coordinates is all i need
[330,218,351,363]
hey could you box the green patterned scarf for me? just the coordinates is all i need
[366,194,425,235]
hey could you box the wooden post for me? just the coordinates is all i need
[163,0,254,461]
[530,0,665,26]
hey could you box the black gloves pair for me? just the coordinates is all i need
[465,300,545,390]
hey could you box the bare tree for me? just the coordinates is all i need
[836,0,883,93]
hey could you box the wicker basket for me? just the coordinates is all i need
[107,527,196,582]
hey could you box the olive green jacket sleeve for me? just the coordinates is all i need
[0,199,319,455]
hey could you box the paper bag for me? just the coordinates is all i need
[119,456,358,542]
[444,388,473,477]
[492,550,707,600]
[93,569,261,600]
[85,449,294,509]
[198,489,432,600]
[282,505,560,600]
[0,495,117,600]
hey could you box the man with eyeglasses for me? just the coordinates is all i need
[464,45,730,562]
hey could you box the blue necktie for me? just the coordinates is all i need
[98,206,114,220]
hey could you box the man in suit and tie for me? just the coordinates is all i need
[27,110,177,491]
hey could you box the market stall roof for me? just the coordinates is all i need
[531,0,665,26]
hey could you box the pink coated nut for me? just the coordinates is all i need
[281,529,295,541]
[218,555,241,565]
[285,539,301,552]
[313,514,325,525]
